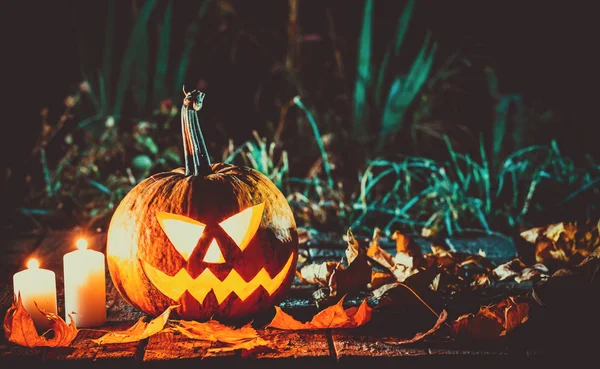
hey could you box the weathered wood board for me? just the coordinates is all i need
[0,230,549,367]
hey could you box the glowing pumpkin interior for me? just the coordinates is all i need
[144,203,294,304]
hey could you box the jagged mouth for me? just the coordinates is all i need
[142,253,294,304]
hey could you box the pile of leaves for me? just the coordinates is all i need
[296,219,599,339]
[4,220,599,357]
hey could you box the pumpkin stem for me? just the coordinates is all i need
[181,89,213,176]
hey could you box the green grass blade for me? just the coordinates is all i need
[375,0,414,107]
[113,0,156,118]
[491,95,510,168]
[479,134,491,213]
[152,1,172,107]
[444,209,453,236]
[557,176,600,205]
[404,32,436,93]
[352,0,373,140]
[444,135,466,185]
[294,96,334,188]
[376,33,435,152]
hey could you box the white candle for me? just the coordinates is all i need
[13,259,58,332]
[63,238,107,327]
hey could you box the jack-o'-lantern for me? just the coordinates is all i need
[106,90,298,322]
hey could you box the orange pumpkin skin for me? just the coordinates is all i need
[106,91,298,322]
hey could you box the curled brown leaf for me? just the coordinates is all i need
[3,294,78,348]
[451,296,530,340]
[369,271,397,290]
[391,230,423,260]
[328,229,372,297]
[521,221,600,268]
[298,261,337,286]
[493,258,526,281]
[367,228,396,271]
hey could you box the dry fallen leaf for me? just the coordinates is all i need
[92,305,178,344]
[3,294,78,348]
[170,319,262,343]
[92,305,270,354]
[365,228,420,283]
[266,297,372,330]
[329,229,372,297]
[514,264,550,284]
[367,228,396,270]
[521,221,600,268]
[298,261,337,286]
[531,244,599,310]
[427,244,456,269]
[371,282,402,299]
[169,320,270,354]
[493,258,526,281]
[391,263,420,282]
[344,228,362,264]
[369,271,397,290]
[391,230,423,261]
[451,296,530,340]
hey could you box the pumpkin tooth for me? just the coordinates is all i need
[142,253,294,304]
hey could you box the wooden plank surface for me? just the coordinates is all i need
[143,329,332,361]
[331,332,521,366]
[44,321,143,363]
[331,329,429,362]
[253,330,332,360]
[1,230,546,366]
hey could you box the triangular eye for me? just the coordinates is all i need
[219,203,264,251]
[156,212,205,261]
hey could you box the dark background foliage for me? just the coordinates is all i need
[0,0,597,235]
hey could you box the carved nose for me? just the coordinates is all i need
[203,239,225,264]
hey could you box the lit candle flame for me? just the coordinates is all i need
[27,259,40,270]
[76,238,88,251]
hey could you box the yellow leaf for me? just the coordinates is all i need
[169,319,271,354]
[169,320,261,344]
[3,294,78,348]
[266,297,372,330]
[344,298,372,327]
[92,305,178,344]
[266,307,309,330]
[308,298,352,328]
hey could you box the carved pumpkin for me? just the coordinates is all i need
[106,90,298,322]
